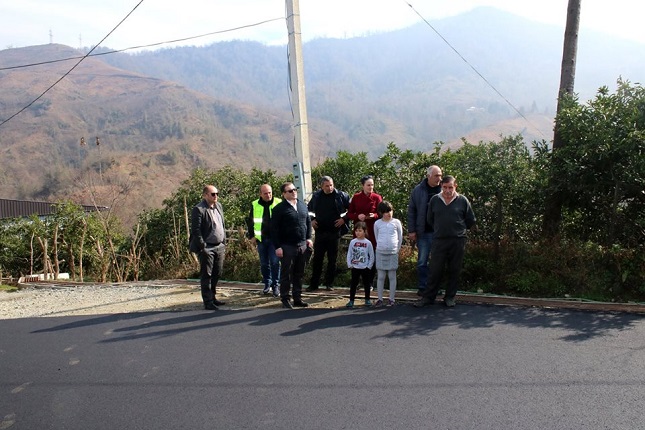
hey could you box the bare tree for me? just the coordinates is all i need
[184,196,198,265]
[84,171,133,282]
[78,218,87,282]
[52,224,60,279]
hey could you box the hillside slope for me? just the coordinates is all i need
[1,7,643,225]
[0,44,345,224]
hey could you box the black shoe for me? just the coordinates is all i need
[413,298,434,308]
[281,299,293,309]
[293,300,309,308]
[325,286,334,291]
[416,289,425,297]
[213,299,226,306]
[305,286,319,292]
[204,302,219,310]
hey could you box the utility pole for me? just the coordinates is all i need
[285,0,313,202]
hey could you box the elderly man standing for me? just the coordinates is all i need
[406,165,442,296]
[189,185,227,310]
[246,184,281,297]
[305,176,350,292]
[415,176,476,308]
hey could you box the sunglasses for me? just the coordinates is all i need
[284,188,297,193]
[210,192,219,196]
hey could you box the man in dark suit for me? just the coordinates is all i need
[271,182,313,309]
[190,185,227,310]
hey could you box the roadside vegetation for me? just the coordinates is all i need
[1,81,643,302]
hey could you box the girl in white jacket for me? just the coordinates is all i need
[373,201,403,306]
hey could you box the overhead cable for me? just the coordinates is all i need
[402,0,547,140]
[0,1,146,128]
[0,17,284,72]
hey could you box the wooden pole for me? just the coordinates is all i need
[286,0,313,202]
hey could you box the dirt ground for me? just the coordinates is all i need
[3,279,645,318]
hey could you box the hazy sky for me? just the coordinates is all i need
[1,0,643,51]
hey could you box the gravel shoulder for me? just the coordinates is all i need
[0,280,349,319]
[2,280,645,319]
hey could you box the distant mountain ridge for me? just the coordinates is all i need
[0,7,643,224]
[99,6,644,144]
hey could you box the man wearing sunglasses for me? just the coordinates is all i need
[189,185,227,310]
[270,182,313,309]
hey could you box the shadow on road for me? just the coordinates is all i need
[31,303,645,344]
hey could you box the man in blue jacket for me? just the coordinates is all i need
[406,165,442,296]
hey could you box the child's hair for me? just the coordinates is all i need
[377,200,393,215]
[353,221,368,237]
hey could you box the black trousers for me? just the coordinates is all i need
[279,244,308,301]
[349,268,372,301]
[199,244,225,304]
[423,237,466,301]
[309,230,340,288]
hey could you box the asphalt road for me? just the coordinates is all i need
[2,303,645,430]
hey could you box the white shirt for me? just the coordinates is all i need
[374,218,403,254]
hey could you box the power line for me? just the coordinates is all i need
[401,0,547,140]
[0,17,284,72]
[0,1,146,128]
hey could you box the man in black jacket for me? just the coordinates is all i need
[271,182,313,309]
[189,185,227,310]
[305,176,350,292]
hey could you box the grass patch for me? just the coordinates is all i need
[0,284,19,292]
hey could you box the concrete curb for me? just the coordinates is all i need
[17,279,645,314]
[218,280,645,314]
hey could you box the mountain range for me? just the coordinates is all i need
[0,6,642,225]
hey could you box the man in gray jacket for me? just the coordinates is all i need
[414,176,476,308]
[190,185,227,310]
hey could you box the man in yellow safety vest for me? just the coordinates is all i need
[246,184,282,296]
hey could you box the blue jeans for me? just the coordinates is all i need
[416,232,434,291]
[257,238,280,288]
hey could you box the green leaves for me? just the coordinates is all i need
[552,79,645,246]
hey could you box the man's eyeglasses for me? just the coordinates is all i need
[210,192,219,196]
[284,188,297,193]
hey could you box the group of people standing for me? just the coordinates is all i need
[189,165,476,311]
